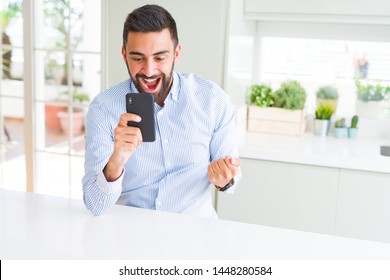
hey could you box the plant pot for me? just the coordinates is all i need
[57,110,85,135]
[355,99,384,119]
[45,103,67,132]
[334,127,347,139]
[247,105,306,136]
[314,119,330,136]
[348,128,358,139]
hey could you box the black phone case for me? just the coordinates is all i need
[125,93,156,142]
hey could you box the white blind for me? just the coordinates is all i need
[260,38,390,81]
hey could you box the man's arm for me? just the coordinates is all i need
[207,90,242,192]
[82,103,142,215]
[103,113,143,181]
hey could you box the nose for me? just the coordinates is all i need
[142,59,157,77]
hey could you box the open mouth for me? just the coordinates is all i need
[139,76,161,92]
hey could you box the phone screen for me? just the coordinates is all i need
[125,93,156,142]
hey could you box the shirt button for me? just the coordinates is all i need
[161,179,165,183]
[157,201,162,206]
[167,162,171,166]
[164,139,168,144]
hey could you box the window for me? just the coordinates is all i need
[258,37,390,117]
[253,21,390,119]
[0,0,25,191]
[34,0,101,198]
[0,0,102,199]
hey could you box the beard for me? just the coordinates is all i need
[126,61,174,105]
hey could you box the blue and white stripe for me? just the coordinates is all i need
[82,71,241,218]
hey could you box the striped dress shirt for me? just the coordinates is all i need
[82,71,241,218]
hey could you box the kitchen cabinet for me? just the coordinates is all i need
[244,0,390,24]
[335,170,390,243]
[217,158,390,243]
[217,158,339,234]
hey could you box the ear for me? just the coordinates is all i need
[174,44,181,63]
[121,46,127,62]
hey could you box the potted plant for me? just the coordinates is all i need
[334,117,347,139]
[45,102,67,132]
[273,80,306,110]
[348,115,359,139]
[316,85,339,113]
[355,79,390,119]
[247,80,307,136]
[314,103,334,136]
[57,89,90,135]
[249,84,274,107]
[355,79,388,102]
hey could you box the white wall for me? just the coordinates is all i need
[223,0,256,106]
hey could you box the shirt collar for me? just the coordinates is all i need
[129,79,138,94]
[170,71,180,102]
[129,71,180,103]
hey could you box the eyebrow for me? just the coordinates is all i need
[128,50,170,56]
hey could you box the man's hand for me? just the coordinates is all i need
[208,156,240,188]
[103,113,143,182]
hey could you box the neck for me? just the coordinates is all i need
[156,77,173,107]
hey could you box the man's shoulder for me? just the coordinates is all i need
[176,73,234,122]
[179,72,219,89]
[92,79,130,106]
[178,73,225,100]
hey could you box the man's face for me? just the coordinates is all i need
[122,28,181,104]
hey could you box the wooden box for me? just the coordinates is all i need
[247,105,306,136]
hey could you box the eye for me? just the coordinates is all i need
[155,56,166,62]
[131,56,144,62]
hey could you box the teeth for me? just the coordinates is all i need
[144,78,158,82]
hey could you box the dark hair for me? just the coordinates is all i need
[123,4,179,49]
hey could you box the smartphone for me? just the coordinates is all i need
[125,93,156,142]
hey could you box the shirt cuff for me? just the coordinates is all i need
[222,167,242,194]
[96,169,124,194]
[223,178,237,194]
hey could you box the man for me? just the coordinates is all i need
[82,4,241,218]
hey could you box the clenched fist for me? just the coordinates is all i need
[208,156,240,189]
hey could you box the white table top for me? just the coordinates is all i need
[1,189,390,259]
[238,131,390,174]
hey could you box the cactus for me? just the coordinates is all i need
[335,118,346,128]
[351,115,359,128]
